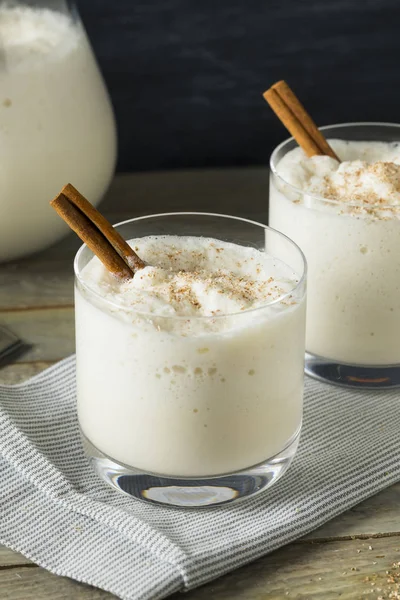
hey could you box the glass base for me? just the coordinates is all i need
[81,429,301,508]
[305,352,400,389]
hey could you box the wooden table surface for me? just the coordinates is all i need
[1,170,399,600]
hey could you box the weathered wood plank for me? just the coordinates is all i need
[309,483,400,540]
[0,261,75,310]
[0,309,74,362]
[0,547,32,568]
[102,169,269,219]
[0,565,114,599]
[172,536,400,600]
[1,536,400,599]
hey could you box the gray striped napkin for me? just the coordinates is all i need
[0,356,399,600]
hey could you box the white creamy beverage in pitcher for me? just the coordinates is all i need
[76,235,305,478]
[270,138,400,365]
[0,5,116,261]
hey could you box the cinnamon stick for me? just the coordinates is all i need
[61,184,145,272]
[50,185,145,279]
[263,80,340,161]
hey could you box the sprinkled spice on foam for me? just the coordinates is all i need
[277,140,400,219]
[82,236,299,318]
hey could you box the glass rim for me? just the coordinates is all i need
[270,121,400,210]
[74,211,307,320]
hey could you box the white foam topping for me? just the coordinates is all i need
[80,236,298,318]
[276,139,400,208]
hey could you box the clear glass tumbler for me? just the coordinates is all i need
[74,213,306,508]
[0,0,117,261]
[269,122,400,388]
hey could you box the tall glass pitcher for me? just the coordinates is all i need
[0,0,117,261]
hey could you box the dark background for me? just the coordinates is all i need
[78,0,400,173]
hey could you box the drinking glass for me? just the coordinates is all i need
[270,123,400,388]
[74,213,307,507]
